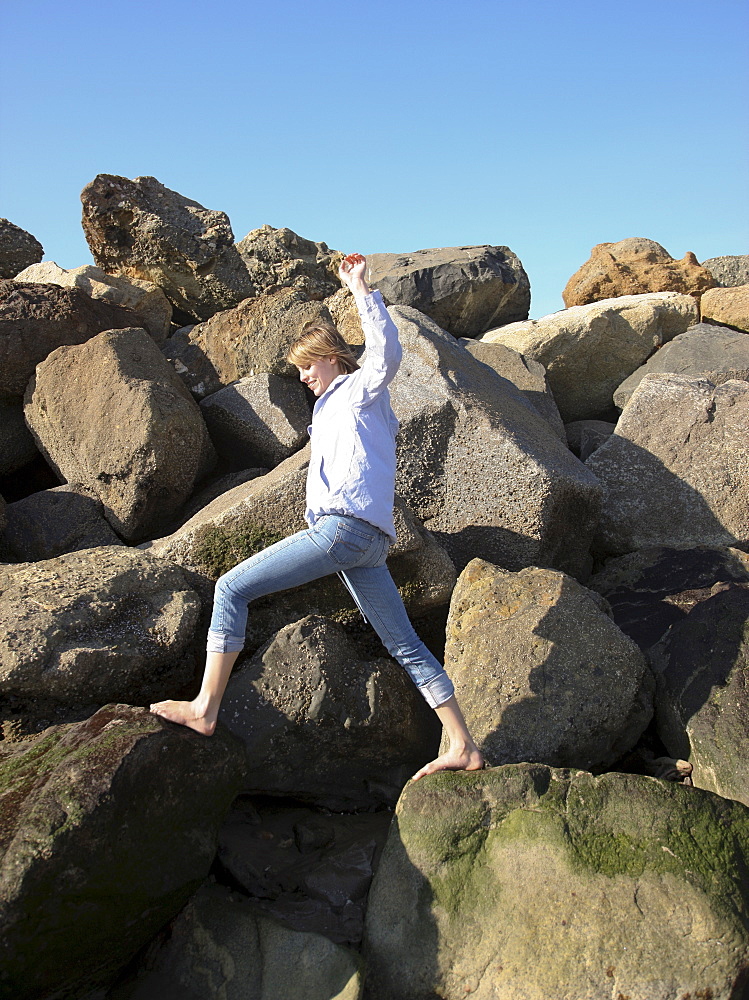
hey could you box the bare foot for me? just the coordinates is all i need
[411,745,485,781]
[149,699,217,736]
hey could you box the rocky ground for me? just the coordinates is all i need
[1,183,748,999]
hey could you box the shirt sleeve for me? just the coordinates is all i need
[348,289,403,406]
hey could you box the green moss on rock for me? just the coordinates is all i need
[191,521,286,578]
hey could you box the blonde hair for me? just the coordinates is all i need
[287,320,360,374]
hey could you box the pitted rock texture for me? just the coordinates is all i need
[701,254,749,288]
[236,224,342,300]
[0,218,43,278]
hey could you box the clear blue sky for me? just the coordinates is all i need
[1,0,747,320]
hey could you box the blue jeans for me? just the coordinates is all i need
[207,514,454,709]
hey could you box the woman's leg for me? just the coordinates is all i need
[341,564,484,777]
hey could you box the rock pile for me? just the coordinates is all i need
[1,191,748,1000]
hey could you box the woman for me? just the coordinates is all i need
[151,253,483,779]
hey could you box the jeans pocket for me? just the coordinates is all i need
[327,520,377,566]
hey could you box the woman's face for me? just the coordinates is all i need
[297,357,342,396]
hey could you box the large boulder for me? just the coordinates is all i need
[0,400,38,475]
[199,374,310,468]
[235,224,342,300]
[587,374,749,555]
[145,449,456,650]
[0,546,201,711]
[613,321,749,408]
[363,765,749,1000]
[109,882,362,1000]
[164,286,333,397]
[2,484,123,561]
[650,584,749,807]
[443,559,653,769]
[388,306,602,576]
[480,291,698,422]
[459,337,565,440]
[25,327,216,541]
[80,174,254,322]
[0,280,143,401]
[221,614,439,809]
[0,704,244,1000]
[15,260,173,342]
[0,218,43,278]
[367,245,530,337]
[700,284,749,333]
[588,545,749,651]
[701,254,749,288]
[563,238,717,307]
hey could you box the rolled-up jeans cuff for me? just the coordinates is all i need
[419,672,455,709]
[206,629,245,654]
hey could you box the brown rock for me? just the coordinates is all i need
[235,224,342,300]
[700,284,749,333]
[563,237,717,307]
[24,327,216,541]
[0,219,43,278]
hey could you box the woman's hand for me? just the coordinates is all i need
[339,252,370,296]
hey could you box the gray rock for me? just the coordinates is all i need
[564,418,615,460]
[388,305,602,576]
[0,705,244,1000]
[443,559,653,770]
[588,545,749,651]
[363,765,749,1000]
[480,291,698,422]
[221,614,438,809]
[0,493,5,536]
[587,374,749,555]
[367,245,530,337]
[0,280,143,401]
[0,218,43,278]
[236,224,342,301]
[651,584,749,807]
[0,546,201,708]
[108,882,362,1000]
[460,337,565,440]
[25,327,216,542]
[80,174,254,321]
[3,484,124,561]
[701,254,749,288]
[0,400,38,475]
[15,261,173,342]
[613,322,749,408]
[200,374,310,467]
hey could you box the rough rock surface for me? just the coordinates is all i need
[367,245,530,337]
[15,260,173,342]
[701,254,749,288]
[587,374,749,555]
[563,237,716,307]
[221,615,439,808]
[443,559,653,769]
[0,218,43,278]
[2,484,123,561]
[588,546,749,652]
[613,321,749,408]
[25,327,216,541]
[460,337,565,440]
[564,419,615,461]
[388,306,601,575]
[364,765,749,1000]
[480,291,698,422]
[651,584,749,807]
[165,287,333,397]
[80,174,254,321]
[0,279,143,401]
[236,224,342,301]
[109,882,362,1000]
[145,449,456,650]
[700,283,749,333]
[0,705,244,1000]
[0,546,201,709]
[0,400,38,475]
[199,374,310,468]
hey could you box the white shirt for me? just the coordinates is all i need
[305,290,402,541]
